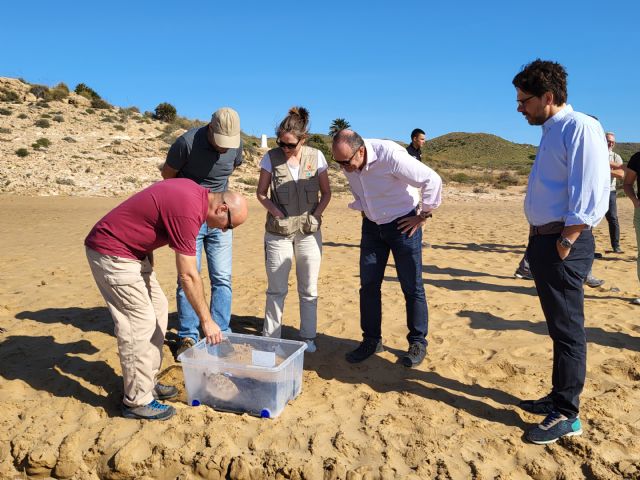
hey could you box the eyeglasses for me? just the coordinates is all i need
[333,148,359,166]
[517,95,537,107]
[223,201,234,230]
[276,138,301,150]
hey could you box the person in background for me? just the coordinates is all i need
[512,59,609,444]
[332,129,442,367]
[161,108,243,356]
[623,150,640,305]
[85,179,248,420]
[604,132,625,253]
[406,128,426,161]
[256,107,331,352]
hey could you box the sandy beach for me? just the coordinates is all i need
[1,191,639,479]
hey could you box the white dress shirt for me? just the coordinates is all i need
[343,139,442,224]
[524,105,610,227]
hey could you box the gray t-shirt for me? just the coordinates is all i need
[609,151,623,191]
[166,125,243,192]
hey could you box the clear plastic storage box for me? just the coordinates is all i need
[177,333,306,418]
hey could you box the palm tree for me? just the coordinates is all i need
[329,118,351,137]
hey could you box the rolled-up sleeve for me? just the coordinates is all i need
[564,123,609,226]
[391,150,443,211]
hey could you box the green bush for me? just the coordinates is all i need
[0,108,11,116]
[55,177,75,186]
[0,127,10,134]
[53,115,64,122]
[154,102,177,122]
[15,148,29,157]
[0,87,20,102]
[18,113,28,119]
[114,125,125,131]
[35,119,50,128]
[91,98,111,109]
[85,108,95,114]
[74,83,100,100]
[449,172,473,183]
[32,138,51,149]
[40,113,51,119]
[62,136,77,143]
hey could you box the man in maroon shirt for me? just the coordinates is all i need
[85,178,248,420]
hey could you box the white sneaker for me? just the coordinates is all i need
[303,339,317,353]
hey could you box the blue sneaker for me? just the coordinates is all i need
[122,399,176,420]
[526,411,582,444]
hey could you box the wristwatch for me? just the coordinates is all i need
[558,237,573,249]
[419,211,432,220]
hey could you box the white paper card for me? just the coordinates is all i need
[252,350,276,368]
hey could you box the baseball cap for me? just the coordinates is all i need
[210,107,241,149]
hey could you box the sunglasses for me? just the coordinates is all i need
[517,95,537,107]
[334,148,359,166]
[276,138,301,150]
[223,201,234,230]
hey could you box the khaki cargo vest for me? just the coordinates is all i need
[265,145,322,236]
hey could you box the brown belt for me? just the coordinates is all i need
[529,221,564,236]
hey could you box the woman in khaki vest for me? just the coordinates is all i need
[256,107,332,352]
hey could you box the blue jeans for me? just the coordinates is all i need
[527,229,594,418]
[176,223,232,341]
[359,211,429,347]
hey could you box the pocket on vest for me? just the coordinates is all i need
[305,184,319,204]
[302,213,321,234]
[267,215,291,235]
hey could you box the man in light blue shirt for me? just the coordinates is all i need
[512,59,609,445]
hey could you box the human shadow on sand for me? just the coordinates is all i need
[458,309,640,352]
[423,265,515,280]
[383,275,538,296]
[0,335,121,413]
[323,241,360,249]
[15,306,113,336]
[231,321,528,431]
[431,242,526,254]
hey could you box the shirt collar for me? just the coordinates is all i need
[542,104,572,133]
[364,139,377,169]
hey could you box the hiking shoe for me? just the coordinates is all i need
[613,247,624,254]
[402,342,427,367]
[122,399,176,421]
[346,339,383,363]
[519,393,555,415]
[176,337,196,357]
[303,339,317,353]
[153,383,178,400]
[594,252,603,259]
[514,267,534,280]
[585,276,605,288]
[631,298,640,306]
[526,411,582,444]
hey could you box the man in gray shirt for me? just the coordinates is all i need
[161,107,243,356]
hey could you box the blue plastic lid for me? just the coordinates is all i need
[191,400,201,407]
[260,409,271,418]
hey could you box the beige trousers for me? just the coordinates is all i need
[263,230,322,339]
[86,247,168,407]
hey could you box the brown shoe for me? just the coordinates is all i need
[176,337,196,358]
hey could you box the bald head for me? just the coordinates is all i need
[332,129,364,152]
[206,191,248,231]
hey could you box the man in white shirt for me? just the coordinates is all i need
[604,132,625,253]
[513,59,609,444]
[331,129,442,367]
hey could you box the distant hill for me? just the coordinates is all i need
[615,142,640,162]
[425,133,537,174]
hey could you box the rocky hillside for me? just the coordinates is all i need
[0,77,330,197]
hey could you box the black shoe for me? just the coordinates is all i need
[585,276,605,288]
[613,247,624,254]
[514,267,534,280]
[594,252,603,259]
[346,339,383,363]
[402,342,427,367]
[519,393,555,415]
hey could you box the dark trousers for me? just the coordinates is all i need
[359,211,428,347]
[527,230,594,418]
[604,191,620,249]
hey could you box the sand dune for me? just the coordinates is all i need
[1,192,639,479]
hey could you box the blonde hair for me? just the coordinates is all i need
[276,106,310,140]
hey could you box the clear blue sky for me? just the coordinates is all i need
[3,0,638,146]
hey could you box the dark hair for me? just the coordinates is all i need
[411,128,425,140]
[332,129,364,153]
[512,59,568,106]
[276,106,310,140]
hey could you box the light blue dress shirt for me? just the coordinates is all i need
[524,105,610,227]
